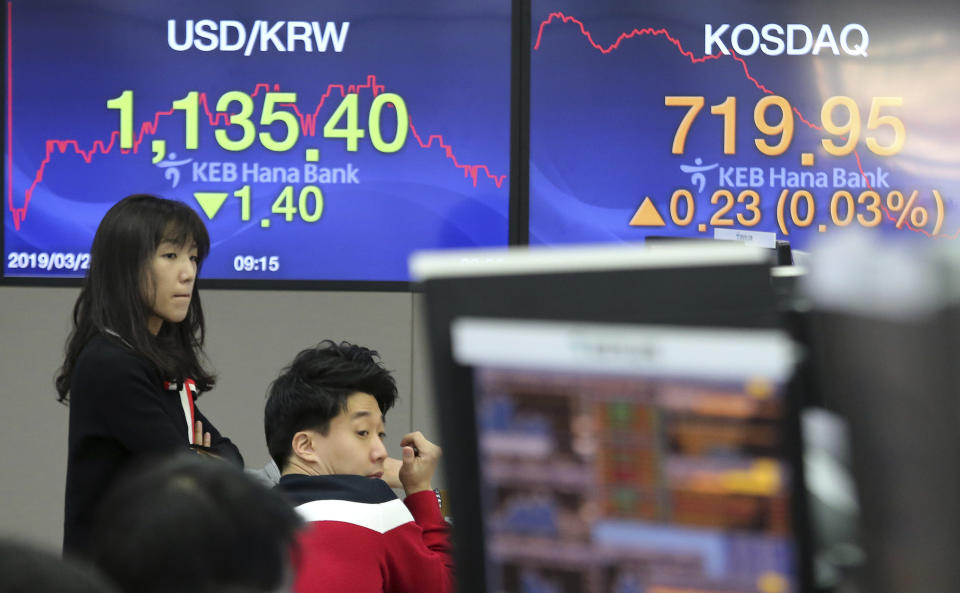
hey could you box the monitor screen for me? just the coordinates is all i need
[4,0,510,281]
[453,318,801,593]
[529,0,960,248]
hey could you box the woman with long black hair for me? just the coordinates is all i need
[55,194,243,557]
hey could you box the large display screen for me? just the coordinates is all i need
[4,0,510,281]
[529,1,960,249]
[453,318,801,593]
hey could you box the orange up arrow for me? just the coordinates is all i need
[629,197,666,227]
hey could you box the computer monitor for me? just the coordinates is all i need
[412,243,813,593]
[806,311,960,593]
[643,237,793,267]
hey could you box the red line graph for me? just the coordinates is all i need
[6,1,13,230]
[266,76,507,187]
[535,11,957,240]
[8,74,506,230]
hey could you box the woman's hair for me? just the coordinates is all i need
[55,194,215,402]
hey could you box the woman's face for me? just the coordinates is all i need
[145,239,198,335]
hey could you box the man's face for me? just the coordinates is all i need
[313,392,388,478]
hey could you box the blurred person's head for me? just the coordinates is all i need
[89,455,301,593]
[0,538,120,593]
[264,340,398,477]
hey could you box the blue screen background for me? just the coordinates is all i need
[5,0,511,280]
[529,0,960,250]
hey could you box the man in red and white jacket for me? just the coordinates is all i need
[265,340,453,593]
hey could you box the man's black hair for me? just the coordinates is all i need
[264,340,398,471]
[88,455,301,593]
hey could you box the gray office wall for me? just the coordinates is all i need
[0,286,440,552]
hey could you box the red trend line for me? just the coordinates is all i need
[535,11,956,240]
[276,75,385,136]
[10,74,505,230]
[281,75,504,186]
[534,14,825,130]
[535,11,717,62]
[16,93,229,230]
[409,120,507,188]
[6,1,14,229]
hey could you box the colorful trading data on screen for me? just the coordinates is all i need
[529,0,960,249]
[4,0,510,280]
[453,319,799,593]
